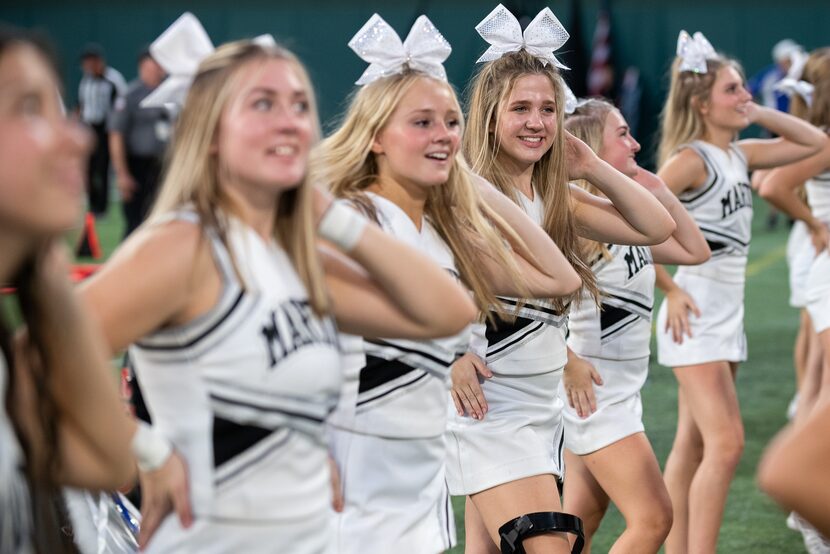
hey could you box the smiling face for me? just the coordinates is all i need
[216,58,314,201]
[371,76,462,192]
[700,65,753,132]
[598,108,640,177]
[495,74,558,170]
[0,44,91,238]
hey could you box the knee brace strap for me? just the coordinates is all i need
[498,511,585,554]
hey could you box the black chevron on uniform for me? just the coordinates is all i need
[485,314,536,346]
[706,239,727,252]
[212,416,274,468]
[599,303,635,332]
[358,355,419,393]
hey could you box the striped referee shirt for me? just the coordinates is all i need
[78,66,126,125]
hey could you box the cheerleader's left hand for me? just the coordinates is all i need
[563,352,603,419]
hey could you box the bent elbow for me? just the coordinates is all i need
[442,295,477,336]
[758,181,775,201]
[563,273,582,296]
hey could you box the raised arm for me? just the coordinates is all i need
[313,191,476,339]
[473,175,581,298]
[566,132,675,246]
[758,139,830,253]
[635,169,710,265]
[739,104,828,170]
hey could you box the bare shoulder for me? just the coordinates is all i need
[658,148,707,195]
[84,217,211,301]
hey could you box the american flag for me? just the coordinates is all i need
[587,2,614,98]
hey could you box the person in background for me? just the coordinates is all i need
[108,48,170,238]
[78,43,126,216]
[748,38,805,229]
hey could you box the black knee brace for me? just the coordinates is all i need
[498,511,585,554]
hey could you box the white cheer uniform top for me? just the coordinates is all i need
[129,211,342,522]
[806,170,830,224]
[675,141,753,283]
[567,244,655,360]
[328,194,471,439]
[479,189,569,375]
[0,352,32,553]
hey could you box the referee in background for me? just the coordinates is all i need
[108,48,170,238]
[78,43,126,216]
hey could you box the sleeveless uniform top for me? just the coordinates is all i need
[567,244,655,360]
[675,141,752,283]
[129,211,342,522]
[806,170,830,224]
[479,189,569,375]
[328,194,471,439]
[0,353,33,553]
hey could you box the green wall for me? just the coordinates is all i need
[4,1,828,164]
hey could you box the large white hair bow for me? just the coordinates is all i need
[348,14,451,86]
[475,4,569,69]
[141,12,215,109]
[676,30,718,74]
[775,49,814,106]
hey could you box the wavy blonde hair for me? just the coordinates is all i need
[564,98,617,263]
[313,70,527,314]
[657,56,744,167]
[464,49,597,309]
[149,40,328,314]
[791,47,830,128]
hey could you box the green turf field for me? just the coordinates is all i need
[85,196,803,553]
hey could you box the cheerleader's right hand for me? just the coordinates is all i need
[563,352,603,419]
[138,450,193,550]
[664,287,701,344]
[808,221,830,254]
[450,353,492,420]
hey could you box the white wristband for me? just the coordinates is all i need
[318,201,368,252]
[132,422,173,472]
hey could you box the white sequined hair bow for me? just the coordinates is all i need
[475,4,569,69]
[141,12,276,108]
[348,14,451,86]
[676,30,718,74]
[775,49,814,107]
[140,13,214,109]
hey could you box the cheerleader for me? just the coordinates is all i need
[756,47,830,545]
[655,31,826,553]
[80,15,476,553]
[758,48,830,425]
[561,98,710,553]
[445,6,675,553]
[0,26,136,552]
[317,14,581,553]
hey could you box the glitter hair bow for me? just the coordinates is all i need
[140,13,215,109]
[563,81,579,114]
[475,4,570,69]
[348,14,451,86]
[676,30,718,74]
[141,12,276,109]
[775,49,814,107]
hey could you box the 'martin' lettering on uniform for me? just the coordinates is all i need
[721,182,752,219]
[261,299,339,367]
[623,245,651,280]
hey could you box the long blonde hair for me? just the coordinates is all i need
[313,70,527,315]
[657,56,744,167]
[464,49,597,309]
[791,47,830,128]
[564,98,616,263]
[149,40,329,314]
